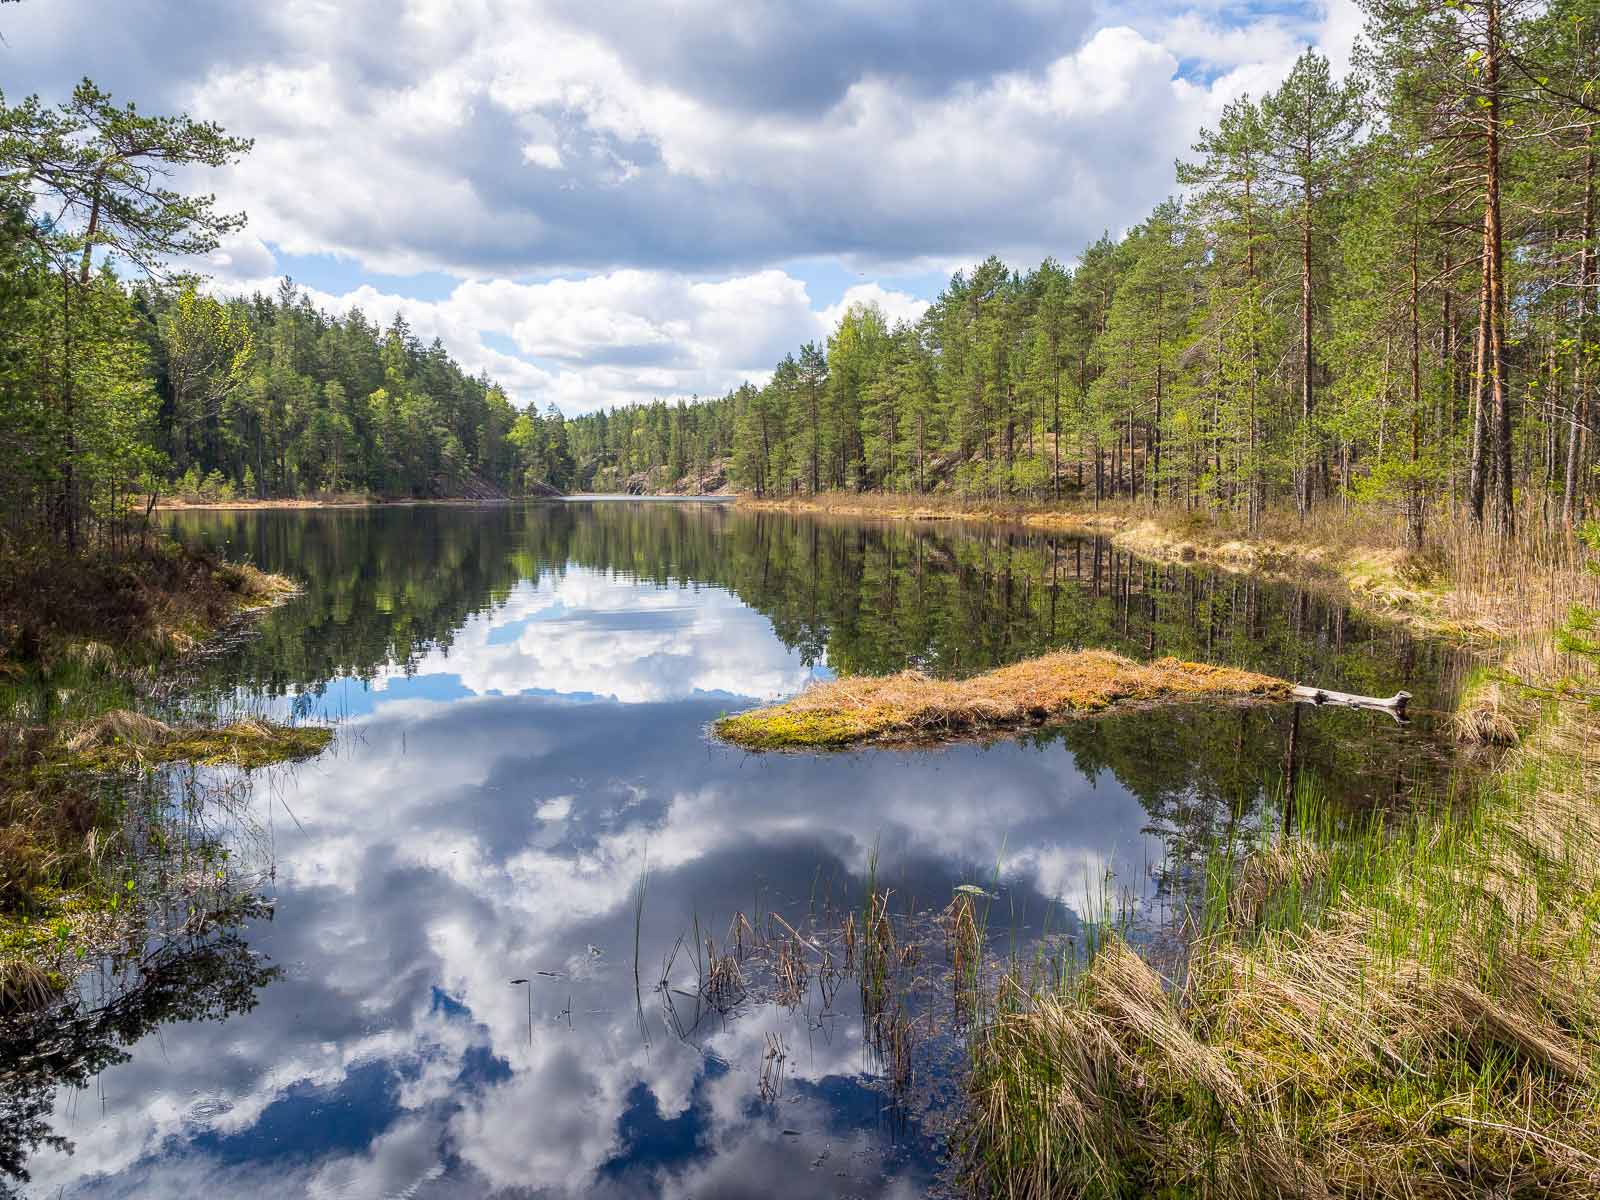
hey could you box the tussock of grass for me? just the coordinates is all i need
[0,956,60,1011]
[64,709,176,753]
[715,649,1292,749]
[964,688,1600,1198]
[1451,671,1522,747]
[150,718,331,769]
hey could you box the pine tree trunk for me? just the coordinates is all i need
[1486,0,1515,533]
[1300,177,1314,518]
[1469,214,1492,523]
[1564,140,1596,525]
[1052,351,1061,502]
[1410,229,1425,549]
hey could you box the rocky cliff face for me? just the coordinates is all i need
[425,472,562,499]
[617,461,732,496]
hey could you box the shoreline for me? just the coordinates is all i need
[152,495,541,511]
[0,543,331,1007]
[735,493,1493,642]
[155,492,737,510]
[156,488,1554,645]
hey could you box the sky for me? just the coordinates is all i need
[3,0,1363,415]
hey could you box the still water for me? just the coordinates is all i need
[5,500,1463,1198]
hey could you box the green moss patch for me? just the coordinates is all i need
[70,713,333,771]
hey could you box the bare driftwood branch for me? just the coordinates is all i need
[1292,684,1412,720]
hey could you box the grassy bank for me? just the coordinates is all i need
[715,649,1293,750]
[964,683,1600,1197]
[0,540,330,1009]
[957,516,1600,1196]
[738,493,1589,643]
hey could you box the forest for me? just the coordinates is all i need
[572,0,1599,548]
[0,79,576,547]
[3,0,1595,554]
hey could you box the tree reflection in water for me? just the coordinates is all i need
[1,901,278,1191]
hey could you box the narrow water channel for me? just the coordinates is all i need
[2,500,1467,1198]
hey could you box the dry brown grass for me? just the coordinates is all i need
[714,649,1292,749]
[965,649,1600,1199]
[1450,676,1521,747]
[63,709,175,753]
[1428,506,1600,641]
[154,492,377,510]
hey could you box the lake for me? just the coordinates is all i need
[3,500,1466,1198]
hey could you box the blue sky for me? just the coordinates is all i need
[2,0,1359,413]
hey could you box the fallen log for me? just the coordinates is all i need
[1292,684,1411,719]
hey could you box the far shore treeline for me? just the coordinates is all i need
[0,85,574,549]
[2,0,1597,555]
[575,4,1598,546]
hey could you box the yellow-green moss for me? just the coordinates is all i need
[716,708,890,750]
[74,718,333,771]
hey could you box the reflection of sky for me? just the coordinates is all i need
[265,569,830,724]
[29,675,1164,1198]
[27,507,1228,1198]
[44,503,1453,1198]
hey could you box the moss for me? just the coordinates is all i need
[715,649,1293,750]
[716,708,889,750]
[68,716,333,771]
[154,721,332,768]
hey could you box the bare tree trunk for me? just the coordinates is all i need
[1153,298,1164,504]
[1299,178,1314,517]
[1052,348,1061,502]
[1410,228,1425,550]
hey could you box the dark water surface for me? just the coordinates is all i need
[6,501,1465,1198]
